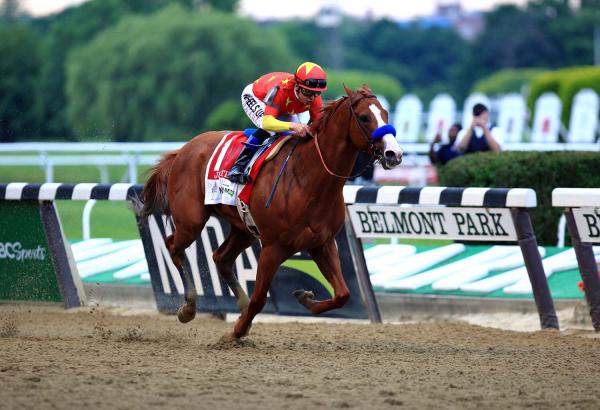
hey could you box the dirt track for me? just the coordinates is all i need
[1,304,599,410]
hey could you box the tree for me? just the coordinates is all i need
[473,0,600,77]
[581,0,600,8]
[66,6,293,141]
[556,6,600,66]
[473,5,562,73]
[34,0,198,138]
[204,100,248,131]
[197,0,239,13]
[341,19,470,102]
[0,0,21,21]
[0,23,41,141]
[325,70,403,104]
[273,20,320,64]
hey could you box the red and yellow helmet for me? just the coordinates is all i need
[295,62,328,91]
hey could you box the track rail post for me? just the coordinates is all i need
[343,218,382,323]
[564,209,600,331]
[511,208,559,330]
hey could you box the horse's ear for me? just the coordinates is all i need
[361,84,373,94]
[343,83,354,96]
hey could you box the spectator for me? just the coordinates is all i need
[457,103,502,154]
[428,123,463,166]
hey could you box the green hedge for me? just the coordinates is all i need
[472,68,545,96]
[528,66,600,125]
[558,67,600,126]
[439,151,600,245]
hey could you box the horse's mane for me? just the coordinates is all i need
[311,85,374,135]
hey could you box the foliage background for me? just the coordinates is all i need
[65,5,293,141]
[1,0,600,141]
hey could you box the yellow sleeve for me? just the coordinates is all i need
[262,115,292,133]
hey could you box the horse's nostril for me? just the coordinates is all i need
[385,150,398,162]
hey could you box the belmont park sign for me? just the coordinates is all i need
[347,205,517,241]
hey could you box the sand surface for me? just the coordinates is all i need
[1,304,599,410]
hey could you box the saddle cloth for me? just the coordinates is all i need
[204,131,290,206]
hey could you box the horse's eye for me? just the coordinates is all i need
[358,115,370,123]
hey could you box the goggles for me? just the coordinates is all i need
[299,87,321,98]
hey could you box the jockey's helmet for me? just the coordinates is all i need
[295,62,328,92]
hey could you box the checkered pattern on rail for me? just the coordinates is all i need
[0,183,142,201]
[343,186,536,208]
[0,183,537,208]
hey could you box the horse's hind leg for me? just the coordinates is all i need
[294,238,350,314]
[167,205,210,323]
[212,226,257,312]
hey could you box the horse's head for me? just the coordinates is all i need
[343,85,403,169]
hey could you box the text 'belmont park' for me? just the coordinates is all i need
[348,205,516,241]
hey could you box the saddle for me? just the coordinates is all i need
[204,130,292,209]
[242,128,292,170]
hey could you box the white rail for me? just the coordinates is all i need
[0,142,184,153]
[1,141,598,185]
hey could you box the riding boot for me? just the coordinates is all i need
[228,129,270,184]
[228,145,256,184]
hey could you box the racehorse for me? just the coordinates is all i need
[140,85,403,339]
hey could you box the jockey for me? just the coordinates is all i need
[228,62,328,184]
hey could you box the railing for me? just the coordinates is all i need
[1,141,598,184]
[0,142,183,184]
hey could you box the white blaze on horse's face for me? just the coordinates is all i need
[368,104,403,168]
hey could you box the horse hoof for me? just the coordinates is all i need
[219,333,238,343]
[177,304,196,323]
[292,289,305,300]
[293,289,314,304]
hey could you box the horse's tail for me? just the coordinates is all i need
[138,150,179,221]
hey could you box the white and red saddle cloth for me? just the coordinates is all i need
[204,131,287,206]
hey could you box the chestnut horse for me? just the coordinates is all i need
[140,85,403,339]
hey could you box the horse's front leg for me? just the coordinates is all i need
[231,244,290,339]
[294,238,350,314]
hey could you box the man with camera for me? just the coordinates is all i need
[457,103,502,154]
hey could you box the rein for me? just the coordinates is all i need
[313,94,383,179]
[314,131,376,179]
[265,137,301,208]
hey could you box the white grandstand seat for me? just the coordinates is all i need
[531,92,562,143]
[461,92,491,130]
[497,93,527,143]
[393,94,423,143]
[425,93,456,143]
[567,88,599,143]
